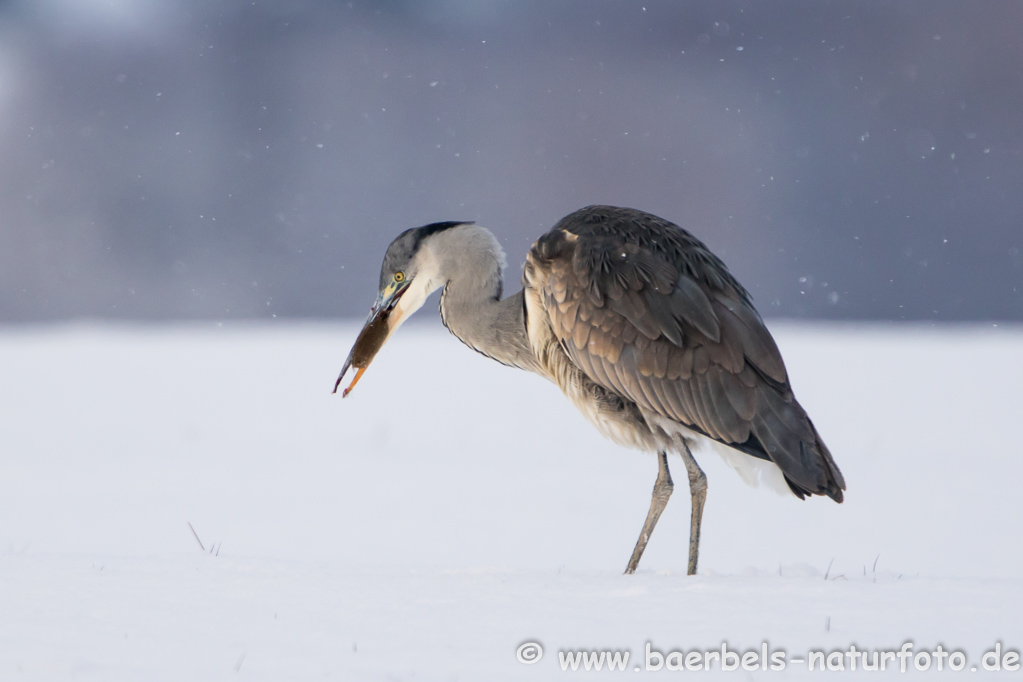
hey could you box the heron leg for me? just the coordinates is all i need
[679,441,707,576]
[624,451,673,574]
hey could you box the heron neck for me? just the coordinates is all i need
[439,280,538,373]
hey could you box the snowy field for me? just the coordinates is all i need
[0,320,1020,680]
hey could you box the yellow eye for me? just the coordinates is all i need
[393,271,405,283]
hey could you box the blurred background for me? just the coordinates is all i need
[0,0,1019,323]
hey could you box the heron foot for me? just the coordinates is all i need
[679,442,707,576]
[624,451,673,574]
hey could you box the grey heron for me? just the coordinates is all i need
[334,205,845,575]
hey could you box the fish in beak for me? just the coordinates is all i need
[333,278,412,397]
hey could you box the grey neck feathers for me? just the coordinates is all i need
[425,227,539,373]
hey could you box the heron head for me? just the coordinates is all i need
[333,221,473,397]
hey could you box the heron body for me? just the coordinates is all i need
[335,205,845,574]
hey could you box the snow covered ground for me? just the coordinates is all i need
[0,320,1020,679]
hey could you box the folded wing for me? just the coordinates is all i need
[527,206,844,501]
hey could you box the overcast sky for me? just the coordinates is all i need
[1,0,1020,322]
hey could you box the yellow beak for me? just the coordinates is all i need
[332,280,410,397]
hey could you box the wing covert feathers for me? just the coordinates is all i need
[526,206,845,502]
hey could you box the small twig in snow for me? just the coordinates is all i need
[188,522,205,552]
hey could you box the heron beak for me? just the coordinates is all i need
[333,279,411,397]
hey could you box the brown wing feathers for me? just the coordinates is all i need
[531,206,845,502]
